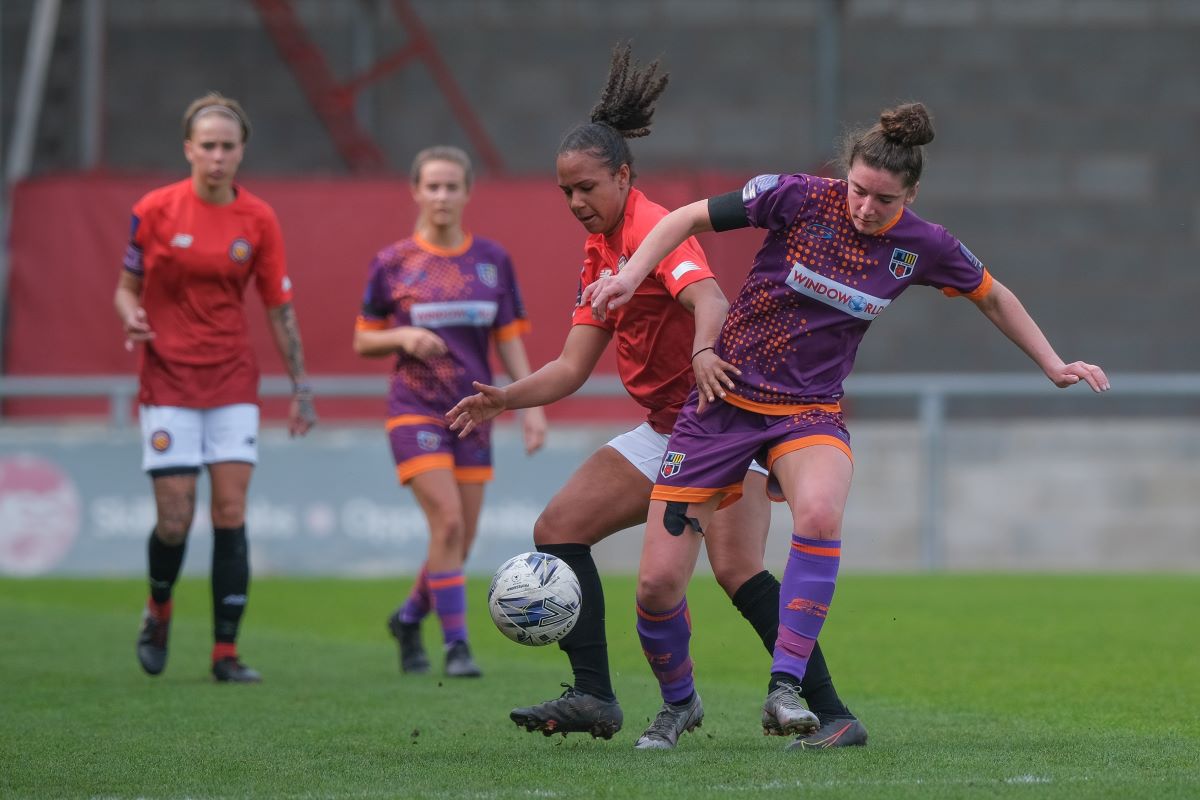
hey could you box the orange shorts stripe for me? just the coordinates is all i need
[386,414,445,432]
[427,574,466,590]
[790,542,842,558]
[766,435,853,472]
[723,394,842,417]
[453,466,493,484]
[396,453,454,484]
[650,483,744,510]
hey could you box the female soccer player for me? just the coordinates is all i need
[115,91,317,683]
[585,102,1110,750]
[447,45,860,749]
[355,145,546,678]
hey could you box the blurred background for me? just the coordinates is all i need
[1,0,1197,577]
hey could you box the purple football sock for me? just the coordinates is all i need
[398,563,431,624]
[773,535,841,681]
[429,569,468,646]
[636,597,695,704]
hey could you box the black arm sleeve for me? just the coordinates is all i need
[707,191,750,232]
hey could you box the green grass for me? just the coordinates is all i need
[1,574,1197,799]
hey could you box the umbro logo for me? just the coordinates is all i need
[170,233,193,248]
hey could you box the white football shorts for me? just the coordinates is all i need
[140,404,260,473]
[606,422,768,483]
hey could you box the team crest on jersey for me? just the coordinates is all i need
[888,248,919,280]
[416,431,441,451]
[660,451,686,479]
[150,430,172,453]
[476,262,498,288]
[229,238,252,264]
[959,242,983,271]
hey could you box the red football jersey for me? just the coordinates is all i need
[571,188,715,433]
[123,179,293,408]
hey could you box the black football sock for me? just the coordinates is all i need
[148,527,187,605]
[211,525,249,645]
[737,570,852,719]
[731,569,780,652]
[539,543,614,702]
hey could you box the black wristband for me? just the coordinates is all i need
[691,346,714,362]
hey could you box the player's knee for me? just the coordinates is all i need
[154,520,190,546]
[793,502,844,539]
[637,568,687,610]
[210,499,246,530]
[429,514,466,548]
[710,560,758,598]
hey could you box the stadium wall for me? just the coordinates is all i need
[2,0,1197,375]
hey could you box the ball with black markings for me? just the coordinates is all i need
[488,552,581,646]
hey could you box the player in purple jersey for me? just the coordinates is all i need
[586,102,1110,750]
[354,146,546,678]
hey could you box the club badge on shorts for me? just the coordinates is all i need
[150,430,172,452]
[417,431,441,451]
[660,451,686,479]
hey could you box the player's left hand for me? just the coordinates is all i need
[1049,361,1110,392]
[693,348,740,413]
[289,387,318,437]
[522,407,547,455]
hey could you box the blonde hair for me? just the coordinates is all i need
[182,91,251,142]
[410,145,473,187]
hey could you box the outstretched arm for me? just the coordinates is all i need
[495,334,548,455]
[972,279,1110,392]
[446,324,611,437]
[582,199,714,318]
[267,302,318,436]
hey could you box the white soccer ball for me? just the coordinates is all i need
[488,552,581,646]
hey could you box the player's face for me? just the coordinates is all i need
[845,161,917,235]
[183,115,244,192]
[412,160,470,230]
[556,150,630,236]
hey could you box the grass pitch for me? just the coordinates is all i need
[1,574,1197,799]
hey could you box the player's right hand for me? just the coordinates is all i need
[581,272,638,321]
[122,307,155,351]
[446,381,507,438]
[400,328,448,360]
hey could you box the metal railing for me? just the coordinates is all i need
[2,372,1198,568]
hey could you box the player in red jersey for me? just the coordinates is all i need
[114,92,317,683]
[355,146,546,678]
[447,45,858,747]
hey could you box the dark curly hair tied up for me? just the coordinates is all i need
[840,102,935,188]
[557,42,670,181]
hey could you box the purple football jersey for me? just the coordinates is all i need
[358,234,529,417]
[718,173,991,409]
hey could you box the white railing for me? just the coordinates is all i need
[2,372,1197,569]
